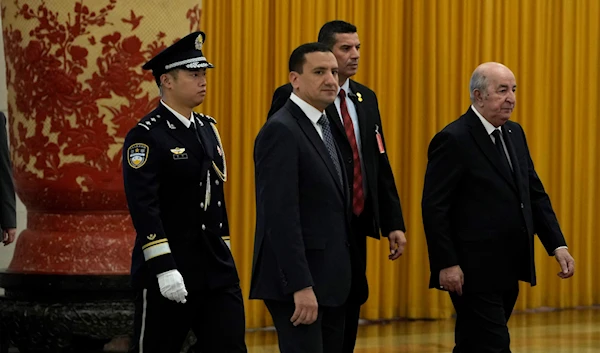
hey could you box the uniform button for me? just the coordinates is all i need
[520,203,524,209]
[219,223,223,229]
[218,201,222,207]
[202,224,206,230]
[215,180,220,185]
[199,182,203,187]
[200,202,204,208]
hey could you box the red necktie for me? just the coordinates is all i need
[339,89,364,215]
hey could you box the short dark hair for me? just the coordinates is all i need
[288,42,332,73]
[317,20,357,49]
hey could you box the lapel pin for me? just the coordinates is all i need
[356,92,363,102]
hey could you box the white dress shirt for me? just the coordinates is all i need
[334,79,362,154]
[335,79,367,191]
[472,105,513,170]
[290,93,327,139]
[161,100,194,128]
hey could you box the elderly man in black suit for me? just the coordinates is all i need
[422,62,575,353]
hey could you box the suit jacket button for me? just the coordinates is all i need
[219,223,223,229]
[199,182,203,186]
[200,202,204,208]
[218,201,222,207]
[202,224,206,230]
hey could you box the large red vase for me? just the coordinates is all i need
[2,0,203,274]
[0,1,203,351]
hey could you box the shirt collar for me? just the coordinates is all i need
[161,100,194,128]
[337,78,351,96]
[290,93,326,125]
[471,105,502,135]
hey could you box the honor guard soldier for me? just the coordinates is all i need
[123,31,247,353]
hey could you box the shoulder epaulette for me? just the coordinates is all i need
[195,112,217,125]
[137,113,166,131]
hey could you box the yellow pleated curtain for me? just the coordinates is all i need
[200,0,600,329]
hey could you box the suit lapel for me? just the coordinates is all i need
[501,125,524,197]
[286,101,344,196]
[465,110,517,192]
[158,105,205,163]
[325,104,346,143]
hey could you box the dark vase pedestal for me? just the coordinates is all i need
[0,272,134,353]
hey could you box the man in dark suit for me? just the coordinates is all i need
[123,31,246,353]
[0,112,16,246]
[422,62,575,353]
[267,20,407,353]
[251,42,352,353]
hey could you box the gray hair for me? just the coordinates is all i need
[469,70,488,103]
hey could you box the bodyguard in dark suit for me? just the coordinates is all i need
[251,42,352,353]
[267,21,407,353]
[0,112,16,246]
[123,31,246,353]
[422,62,575,353]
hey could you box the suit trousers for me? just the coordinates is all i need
[131,283,247,353]
[449,282,519,353]
[342,210,370,353]
[265,299,347,353]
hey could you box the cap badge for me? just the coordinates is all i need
[195,34,203,50]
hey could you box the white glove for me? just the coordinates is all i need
[157,269,188,303]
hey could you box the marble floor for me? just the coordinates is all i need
[246,307,600,353]
[5,307,598,352]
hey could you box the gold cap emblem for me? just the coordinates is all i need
[195,34,203,50]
